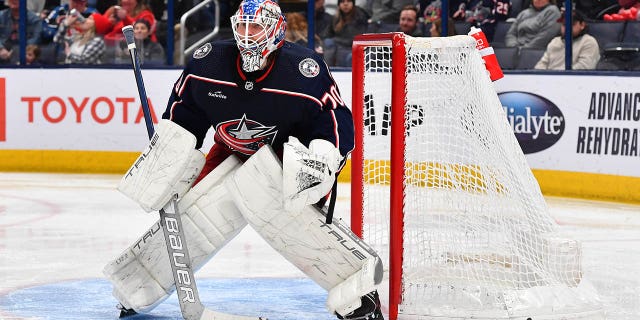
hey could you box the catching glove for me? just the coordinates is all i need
[282,136,342,213]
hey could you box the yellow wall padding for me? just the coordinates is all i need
[2,150,639,204]
[0,150,137,174]
[532,169,640,205]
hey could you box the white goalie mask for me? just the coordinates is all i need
[231,0,287,72]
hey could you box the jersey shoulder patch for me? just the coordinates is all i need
[193,43,213,59]
[281,43,327,79]
[298,58,321,78]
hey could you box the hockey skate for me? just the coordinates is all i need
[336,291,384,320]
[117,303,137,318]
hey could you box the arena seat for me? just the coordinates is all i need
[516,48,545,69]
[588,21,625,49]
[454,22,471,35]
[494,47,519,69]
[510,0,525,18]
[423,22,432,36]
[492,21,512,47]
[622,21,640,43]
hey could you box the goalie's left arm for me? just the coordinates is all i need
[309,66,355,160]
[282,61,355,212]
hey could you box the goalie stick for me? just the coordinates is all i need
[122,25,265,320]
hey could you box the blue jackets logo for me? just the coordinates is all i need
[498,92,565,154]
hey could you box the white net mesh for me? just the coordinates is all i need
[354,35,604,319]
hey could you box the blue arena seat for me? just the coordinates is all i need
[517,48,545,69]
[587,21,625,49]
[510,0,525,18]
[622,21,640,43]
[454,22,471,35]
[423,22,432,36]
[494,46,519,69]
[492,21,512,47]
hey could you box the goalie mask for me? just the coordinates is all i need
[231,0,286,72]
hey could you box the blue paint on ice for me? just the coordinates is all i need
[0,278,336,320]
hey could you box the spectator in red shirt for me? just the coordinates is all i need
[101,0,156,45]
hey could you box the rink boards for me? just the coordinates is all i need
[0,69,639,202]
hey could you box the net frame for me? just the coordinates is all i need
[350,33,604,320]
[351,32,407,320]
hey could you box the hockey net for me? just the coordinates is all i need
[350,33,604,320]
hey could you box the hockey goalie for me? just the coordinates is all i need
[103,0,384,319]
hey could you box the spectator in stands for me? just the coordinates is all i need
[102,0,156,46]
[60,13,105,64]
[505,0,560,48]
[535,10,599,70]
[416,0,468,23]
[398,5,423,36]
[429,17,456,36]
[368,0,412,24]
[470,0,511,41]
[41,0,97,44]
[420,0,470,22]
[25,43,41,64]
[452,0,471,21]
[324,0,368,66]
[312,0,333,38]
[28,0,45,15]
[285,12,324,55]
[419,0,441,22]
[465,0,491,26]
[618,0,640,11]
[115,18,164,65]
[0,0,42,64]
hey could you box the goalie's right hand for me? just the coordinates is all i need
[282,136,342,213]
[118,119,205,212]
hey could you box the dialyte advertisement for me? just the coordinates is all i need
[495,74,640,178]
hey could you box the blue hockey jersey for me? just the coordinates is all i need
[163,40,354,161]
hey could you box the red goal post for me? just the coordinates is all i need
[351,32,408,320]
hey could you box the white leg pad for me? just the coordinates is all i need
[224,146,383,314]
[104,156,247,312]
[326,257,380,316]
